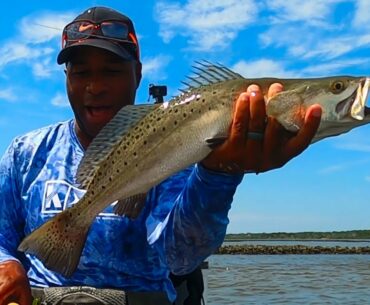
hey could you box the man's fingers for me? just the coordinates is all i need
[245,85,266,171]
[267,83,284,100]
[229,92,250,146]
[262,117,284,169]
[283,104,322,159]
[247,85,266,133]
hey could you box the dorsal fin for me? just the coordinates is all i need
[76,104,159,188]
[181,61,244,92]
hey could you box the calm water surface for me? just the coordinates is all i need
[206,242,370,304]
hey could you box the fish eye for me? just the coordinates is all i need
[331,80,346,94]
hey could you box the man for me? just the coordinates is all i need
[0,6,322,305]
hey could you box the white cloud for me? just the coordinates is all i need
[267,0,345,26]
[258,1,370,65]
[331,128,370,152]
[318,164,346,175]
[32,57,57,78]
[0,88,17,102]
[155,0,258,51]
[19,12,74,44]
[301,58,370,76]
[142,55,172,81]
[51,93,69,107]
[232,59,297,78]
[0,11,75,77]
[353,0,370,28]
[0,45,52,73]
[318,157,370,175]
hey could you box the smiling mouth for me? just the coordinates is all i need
[86,106,113,116]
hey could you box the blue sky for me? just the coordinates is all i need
[1,0,370,233]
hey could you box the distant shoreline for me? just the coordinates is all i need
[224,230,370,241]
[224,239,370,242]
[216,244,370,255]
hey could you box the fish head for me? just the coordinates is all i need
[267,76,370,143]
[312,76,370,142]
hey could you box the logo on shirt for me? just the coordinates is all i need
[41,180,117,217]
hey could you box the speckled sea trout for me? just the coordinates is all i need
[18,62,370,277]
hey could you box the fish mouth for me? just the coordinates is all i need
[336,78,370,120]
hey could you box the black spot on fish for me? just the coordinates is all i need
[143,141,147,145]
[162,127,166,131]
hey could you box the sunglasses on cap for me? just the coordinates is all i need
[62,20,140,59]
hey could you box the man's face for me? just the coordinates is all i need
[66,46,141,146]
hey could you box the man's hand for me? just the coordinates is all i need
[0,260,32,305]
[201,83,322,174]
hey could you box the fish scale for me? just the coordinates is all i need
[18,62,370,277]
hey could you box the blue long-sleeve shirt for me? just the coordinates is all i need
[0,119,243,301]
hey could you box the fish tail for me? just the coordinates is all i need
[18,208,92,278]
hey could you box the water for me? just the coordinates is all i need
[206,241,370,305]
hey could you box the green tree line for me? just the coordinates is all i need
[225,230,370,240]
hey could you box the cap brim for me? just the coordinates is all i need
[57,38,135,64]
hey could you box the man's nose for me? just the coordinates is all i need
[86,76,107,95]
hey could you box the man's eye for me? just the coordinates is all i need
[106,68,124,74]
[72,70,88,75]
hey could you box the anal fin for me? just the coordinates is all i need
[114,193,147,219]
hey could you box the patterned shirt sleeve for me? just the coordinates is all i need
[0,140,27,265]
[146,163,243,275]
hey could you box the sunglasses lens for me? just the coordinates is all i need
[62,21,138,59]
[65,21,94,40]
[101,22,129,40]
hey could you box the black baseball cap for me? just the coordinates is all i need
[57,6,140,65]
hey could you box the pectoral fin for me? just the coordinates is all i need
[205,135,228,149]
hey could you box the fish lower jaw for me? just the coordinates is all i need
[336,88,360,120]
[350,78,370,120]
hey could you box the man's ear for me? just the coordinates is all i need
[135,61,142,89]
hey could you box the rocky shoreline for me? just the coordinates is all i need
[215,244,370,255]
